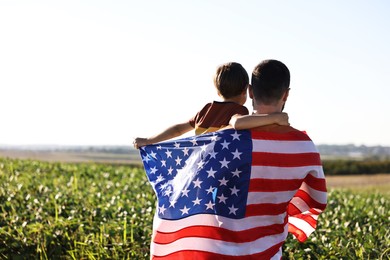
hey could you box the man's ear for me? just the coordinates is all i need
[249,84,254,99]
[282,88,290,101]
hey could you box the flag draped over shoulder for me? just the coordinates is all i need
[139,129,327,259]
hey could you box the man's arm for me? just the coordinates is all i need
[229,112,289,130]
[133,122,193,149]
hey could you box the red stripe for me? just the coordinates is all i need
[248,178,303,192]
[288,223,308,242]
[304,174,327,192]
[152,241,284,260]
[251,152,322,167]
[251,130,311,141]
[154,223,286,244]
[287,202,301,216]
[245,202,289,217]
[294,189,327,212]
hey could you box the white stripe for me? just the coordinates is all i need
[300,182,328,204]
[153,212,287,233]
[152,223,288,257]
[247,190,296,205]
[251,165,323,180]
[288,216,315,236]
[290,196,310,213]
[252,140,318,153]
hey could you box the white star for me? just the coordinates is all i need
[169,200,177,208]
[192,197,202,205]
[231,149,242,160]
[205,200,215,210]
[165,150,172,158]
[180,205,190,215]
[163,188,172,197]
[231,168,242,177]
[174,142,180,148]
[220,140,230,149]
[228,204,239,215]
[150,166,158,174]
[231,131,241,140]
[157,145,162,150]
[193,178,203,188]
[218,177,229,186]
[209,150,218,159]
[200,144,208,152]
[217,193,228,204]
[206,167,217,178]
[197,160,205,169]
[206,186,215,194]
[167,166,174,175]
[219,158,230,168]
[159,204,167,215]
[175,156,182,165]
[156,174,164,183]
[181,189,190,197]
[182,147,189,156]
[190,139,198,146]
[143,155,151,163]
[161,160,167,167]
[211,134,219,141]
[230,186,240,196]
[150,151,157,159]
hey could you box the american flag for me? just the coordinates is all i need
[139,128,327,259]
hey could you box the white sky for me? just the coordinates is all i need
[1,1,390,146]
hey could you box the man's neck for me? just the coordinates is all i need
[252,104,282,114]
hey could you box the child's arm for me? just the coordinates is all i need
[229,112,289,130]
[133,122,193,149]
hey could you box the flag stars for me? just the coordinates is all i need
[218,177,229,186]
[150,166,158,174]
[161,160,167,167]
[219,158,230,168]
[197,160,205,169]
[205,200,215,210]
[209,150,218,159]
[169,200,177,208]
[175,156,182,166]
[182,147,189,156]
[228,204,239,215]
[174,142,180,148]
[180,205,190,215]
[200,144,208,152]
[193,178,203,188]
[192,197,202,206]
[230,186,240,196]
[181,189,190,197]
[231,131,241,140]
[206,186,215,194]
[231,149,242,160]
[150,151,157,159]
[157,145,162,150]
[231,168,242,178]
[206,167,217,178]
[165,150,172,158]
[190,139,198,146]
[167,166,174,175]
[159,204,167,215]
[220,140,231,149]
[217,193,228,204]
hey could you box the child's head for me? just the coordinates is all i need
[213,62,249,102]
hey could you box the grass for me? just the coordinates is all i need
[0,157,389,259]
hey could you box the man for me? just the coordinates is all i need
[139,59,327,259]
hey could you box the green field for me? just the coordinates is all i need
[0,157,389,259]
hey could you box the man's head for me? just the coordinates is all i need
[214,62,249,99]
[250,59,290,109]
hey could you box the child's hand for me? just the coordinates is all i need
[132,137,149,149]
[273,112,289,126]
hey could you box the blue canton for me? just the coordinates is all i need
[140,129,252,220]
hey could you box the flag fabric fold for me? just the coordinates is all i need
[140,128,327,259]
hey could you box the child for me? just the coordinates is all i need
[133,62,288,149]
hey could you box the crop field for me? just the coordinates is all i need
[0,157,389,259]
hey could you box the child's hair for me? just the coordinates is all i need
[213,62,249,99]
[251,59,290,105]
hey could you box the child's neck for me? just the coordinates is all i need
[222,96,243,104]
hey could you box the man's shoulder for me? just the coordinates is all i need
[249,125,313,142]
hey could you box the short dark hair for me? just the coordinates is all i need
[251,59,290,105]
[214,62,249,99]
